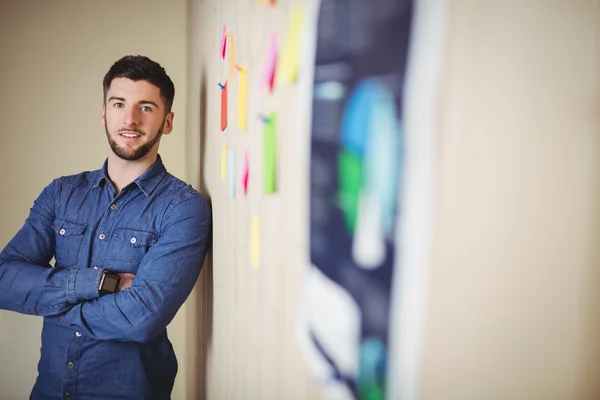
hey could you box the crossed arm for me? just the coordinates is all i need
[0,181,212,342]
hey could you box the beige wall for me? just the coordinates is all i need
[3,1,600,399]
[0,1,189,398]
[421,1,600,399]
[185,0,322,398]
[186,1,600,399]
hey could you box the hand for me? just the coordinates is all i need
[118,273,136,292]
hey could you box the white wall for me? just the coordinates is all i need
[0,1,189,398]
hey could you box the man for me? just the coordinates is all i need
[0,55,211,399]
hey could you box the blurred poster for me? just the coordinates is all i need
[300,0,413,399]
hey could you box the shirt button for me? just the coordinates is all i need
[59,228,66,235]
[110,204,117,210]
[92,266,98,269]
[68,361,74,368]
[75,331,81,337]
[130,237,137,244]
[99,233,106,240]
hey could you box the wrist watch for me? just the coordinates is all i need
[98,270,121,295]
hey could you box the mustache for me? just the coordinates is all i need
[118,127,145,135]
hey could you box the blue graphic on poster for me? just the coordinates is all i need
[301,1,413,399]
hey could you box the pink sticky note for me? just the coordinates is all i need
[260,33,278,93]
[241,151,249,195]
[220,25,227,59]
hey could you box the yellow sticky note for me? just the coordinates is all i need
[236,65,248,132]
[226,34,236,77]
[251,215,261,269]
[221,145,228,182]
[277,4,304,83]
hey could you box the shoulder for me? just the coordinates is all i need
[161,173,211,217]
[53,170,99,189]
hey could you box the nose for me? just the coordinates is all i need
[124,106,140,126]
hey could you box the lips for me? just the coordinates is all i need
[118,130,143,139]
[120,132,141,138]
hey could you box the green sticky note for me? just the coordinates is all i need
[263,113,277,194]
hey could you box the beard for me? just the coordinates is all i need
[104,117,165,161]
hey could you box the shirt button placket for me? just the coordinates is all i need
[64,326,83,399]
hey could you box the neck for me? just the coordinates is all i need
[106,152,157,195]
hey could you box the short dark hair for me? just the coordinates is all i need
[103,55,175,112]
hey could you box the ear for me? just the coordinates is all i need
[100,104,106,126]
[162,112,175,135]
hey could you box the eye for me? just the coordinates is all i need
[113,102,124,109]
[141,106,153,112]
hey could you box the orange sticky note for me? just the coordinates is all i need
[220,25,227,59]
[220,81,228,131]
[227,34,235,77]
[236,65,248,132]
[278,5,304,83]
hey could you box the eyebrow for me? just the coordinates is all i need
[107,96,160,109]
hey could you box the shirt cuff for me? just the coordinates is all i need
[68,268,103,304]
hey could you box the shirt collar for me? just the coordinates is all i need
[92,155,167,197]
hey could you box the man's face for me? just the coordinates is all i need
[101,78,174,161]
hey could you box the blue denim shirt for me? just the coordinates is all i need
[0,155,211,399]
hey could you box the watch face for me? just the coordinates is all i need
[104,275,119,293]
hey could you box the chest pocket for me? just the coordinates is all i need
[112,227,159,264]
[52,219,88,267]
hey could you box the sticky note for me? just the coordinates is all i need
[226,34,235,77]
[236,65,248,132]
[263,113,277,194]
[220,25,227,59]
[241,151,249,195]
[221,145,227,183]
[220,81,228,131]
[250,215,261,269]
[277,4,304,83]
[260,33,278,93]
[227,147,235,198]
